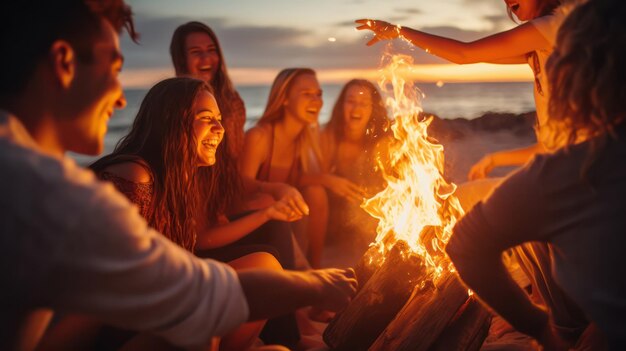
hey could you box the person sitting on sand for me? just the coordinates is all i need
[356,0,590,338]
[320,79,392,249]
[240,68,371,269]
[90,77,308,351]
[169,21,308,271]
[447,0,626,348]
[170,24,315,348]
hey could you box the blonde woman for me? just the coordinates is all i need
[240,68,364,268]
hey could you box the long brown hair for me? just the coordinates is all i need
[91,78,223,251]
[546,0,625,173]
[170,21,243,214]
[259,68,323,173]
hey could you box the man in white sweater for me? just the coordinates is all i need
[0,2,356,350]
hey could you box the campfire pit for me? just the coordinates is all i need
[323,52,492,350]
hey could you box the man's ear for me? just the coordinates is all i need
[49,40,75,89]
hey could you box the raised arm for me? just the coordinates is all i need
[355,19,549,64]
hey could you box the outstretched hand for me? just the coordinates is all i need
[269,183,310,217]
[468,154,495,180]
[324,174,366,203]
[309,268,358,312]
[265,198,305,222]
[355,19,401,46]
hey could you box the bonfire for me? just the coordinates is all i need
[323,52,491,351]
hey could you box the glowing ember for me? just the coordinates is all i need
[362,52,464,279]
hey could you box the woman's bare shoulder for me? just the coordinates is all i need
[101,160,153,184]
[245,124,273,143]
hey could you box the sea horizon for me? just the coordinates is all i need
[73,81,536,165]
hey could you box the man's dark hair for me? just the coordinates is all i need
[0,0,138,98]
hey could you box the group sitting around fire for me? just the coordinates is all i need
[1,0,624,350]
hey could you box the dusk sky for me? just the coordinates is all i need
[121,0,534,87]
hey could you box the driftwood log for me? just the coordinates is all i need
[429,296,492,351]
[323,241,425,351]
[369,270,469,351]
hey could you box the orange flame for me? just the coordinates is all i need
[362,52,464,279]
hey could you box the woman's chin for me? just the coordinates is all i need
[197,157,216,167]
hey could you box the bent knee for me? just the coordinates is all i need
[237,252,283,271]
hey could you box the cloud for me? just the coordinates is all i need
[335,20,359,27]
[394,7,422,15]
[120,12,511,79]
[483,13,514,30]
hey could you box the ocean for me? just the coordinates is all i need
[72,81,535,165]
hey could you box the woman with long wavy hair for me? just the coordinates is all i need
[321,79,391,249]
[169,24,313,349]
[91,77,298,351]
[169,20,308,263]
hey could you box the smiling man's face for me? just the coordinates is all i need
[65,19,126,155]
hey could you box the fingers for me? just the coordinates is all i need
[366,37,381,46]
[354,19,396,46]
[287,193,310,216]
[277,187,310,217]
[467,167,481,181]
[309,268,358,312]
[343,181,366,203]
[269,200,303,222]
[343,267,356,280]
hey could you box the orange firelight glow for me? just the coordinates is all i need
[362,52,465,280]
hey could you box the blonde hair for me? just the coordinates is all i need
[259,68,323,173]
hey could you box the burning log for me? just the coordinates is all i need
[323,241,425,351]
[353,231,397,288]
[429,297,492,351]
[353,244,383,289]
[369,270,469,351]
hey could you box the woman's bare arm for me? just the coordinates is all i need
[356,19,549,64]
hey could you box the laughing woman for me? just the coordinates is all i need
[321,79,391,248]
[169,21,310,269]
[240,69,371,269]
[239,68,328,269]
[91,78,294,351]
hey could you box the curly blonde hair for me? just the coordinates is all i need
[546,0,625,175]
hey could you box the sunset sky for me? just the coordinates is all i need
[121,0,534,87]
